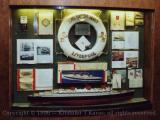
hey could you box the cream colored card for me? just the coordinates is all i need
[110,11,125,30]
[126,12,135,26]
[38,11,53,35]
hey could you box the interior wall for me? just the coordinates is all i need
[0,0,160,119]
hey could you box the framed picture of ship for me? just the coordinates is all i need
[60,70,106,84]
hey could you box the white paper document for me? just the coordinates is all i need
[36,39,53,63]
[75,36,91,51]
[35,69,53,90]
[112,31,139,49]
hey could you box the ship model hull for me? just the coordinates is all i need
[28,90,134,106]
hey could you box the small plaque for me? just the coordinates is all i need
[75,23,90,35]
[20,16,28,24]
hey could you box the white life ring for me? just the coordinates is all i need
[58,12,107,61]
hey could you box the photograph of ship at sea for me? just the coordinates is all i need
[61,70,105,84]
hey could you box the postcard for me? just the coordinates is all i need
[17,39,37,64]
[126,12,135,26]
[128,69,143,88]
[36,39,53,63]
[112,51,138,68]
[110,11,125,30]
[112,31,139,49]
[35,69,53,90]
[17,69,35,91]
[38,11,53,35]
[112,32,125,49]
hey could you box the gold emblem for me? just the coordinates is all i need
[42,18,50,27]
[99,32,107,42]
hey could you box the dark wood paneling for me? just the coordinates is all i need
[152,2,160,114]
[0,0,10,114]
[9,0,155,10]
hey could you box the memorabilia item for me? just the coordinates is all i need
[57,63,75,83]
[135,12,144,19]
[112,69,126,84]
[112,51,138,68]
[58,62,108,83]
[128,69,143,88]
[58,12,107,60]
[135,19,144,26]
[125,12,135,26]
[75,23,90,35]
[17,39,36,64]
[61,70,105,83]
[35,69,53,90]
[38,11,53,35]
[33,13,38,34]
[110,11,125,30]
[75,62,107,70]
[112,31,139,49]
[17,69,35,91]
[112,32,125,49]
[112,74,121,89]
[20,16,28,31]
[36,39,53,63]
[75,36,91,51]
[17,39,53,64]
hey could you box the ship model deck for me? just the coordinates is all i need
[28,89,134,106]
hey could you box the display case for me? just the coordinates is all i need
[10,7,152,115]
